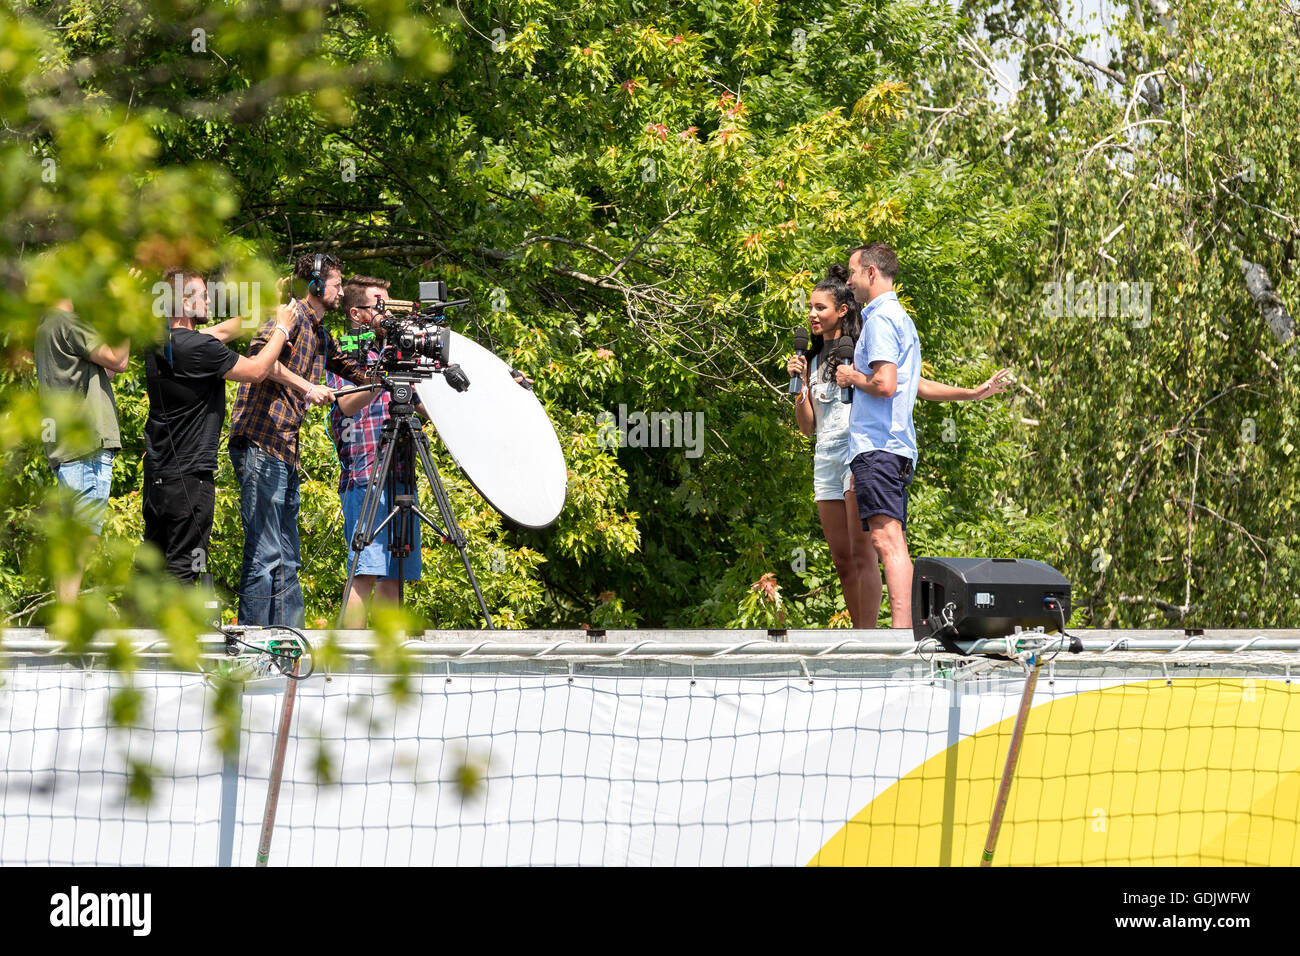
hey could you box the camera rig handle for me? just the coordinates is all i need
[331,382,385,400]
[378,296,471,321]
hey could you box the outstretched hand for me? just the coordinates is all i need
[976,367,1013,398]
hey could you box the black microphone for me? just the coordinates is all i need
[834,337,856,403]
[443,363,470,392]
[790,328,809,394]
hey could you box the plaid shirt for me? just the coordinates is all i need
[325,346,408,492]
[228,298,371,469]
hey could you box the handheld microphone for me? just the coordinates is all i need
[443,363,470,392]
[790,328,809,394]
[834,337,856,403]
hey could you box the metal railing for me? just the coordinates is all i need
[7,627,1300,662]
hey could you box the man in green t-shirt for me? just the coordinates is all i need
[34,301,129,603]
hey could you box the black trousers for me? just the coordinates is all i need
[142,472,216,583]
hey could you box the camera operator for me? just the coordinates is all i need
[227,253,376,627]
[326,275,423,627]
[142,268,297,582]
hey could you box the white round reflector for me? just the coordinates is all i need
[415,329,567,529]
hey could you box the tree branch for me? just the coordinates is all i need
[1240,258,1295,346]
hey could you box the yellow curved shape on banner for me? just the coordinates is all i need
[810,678,1300,866]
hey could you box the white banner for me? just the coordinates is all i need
[3,669,1298,865]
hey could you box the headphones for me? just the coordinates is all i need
[308,253,326,297]
[306,253,341,297]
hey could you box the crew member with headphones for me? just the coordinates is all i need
[227,253,376,627]
[143,268,297,582]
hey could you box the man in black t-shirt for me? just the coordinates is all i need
[143,269,304,581]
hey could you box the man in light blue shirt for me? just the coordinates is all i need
[835,243,920,628]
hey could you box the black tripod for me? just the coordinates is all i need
[335,375,493,629]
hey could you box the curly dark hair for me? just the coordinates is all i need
[292,253,342,283]
[803,262,862,362]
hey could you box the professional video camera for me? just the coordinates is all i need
[340,280,470,384]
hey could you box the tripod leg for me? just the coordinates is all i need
[410,428,494,629]
[338,424,401,629]
[391,438,407,609]
[340,504,403,627]
[339,479,382,630]
[340,538,366,629]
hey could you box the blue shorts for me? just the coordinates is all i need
[342,482,423,580]
[849,451,915,530]
[54,449,115,535]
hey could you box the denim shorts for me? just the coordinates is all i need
[811,380,852,502]
[342,482,423,580]
[813,437,852,502]
[849,450,915,529]
[54,449,115,534]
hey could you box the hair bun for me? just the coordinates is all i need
[826,262,849,283]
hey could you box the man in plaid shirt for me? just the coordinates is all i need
[326,275,422,627]
[228,253,374,626]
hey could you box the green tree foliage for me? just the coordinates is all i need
[1,0,444,636]
[925,0,1300,626]
[3,0,1059,638]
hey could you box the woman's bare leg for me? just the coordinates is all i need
[817,498,864,625]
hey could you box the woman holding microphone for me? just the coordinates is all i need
[787,264,880,626]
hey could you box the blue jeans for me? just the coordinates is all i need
[54,449,115,534]
[231,441,304,627]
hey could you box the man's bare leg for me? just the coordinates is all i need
[342,574,378,629]
[374,578,400,605]
[867,515,912,629]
